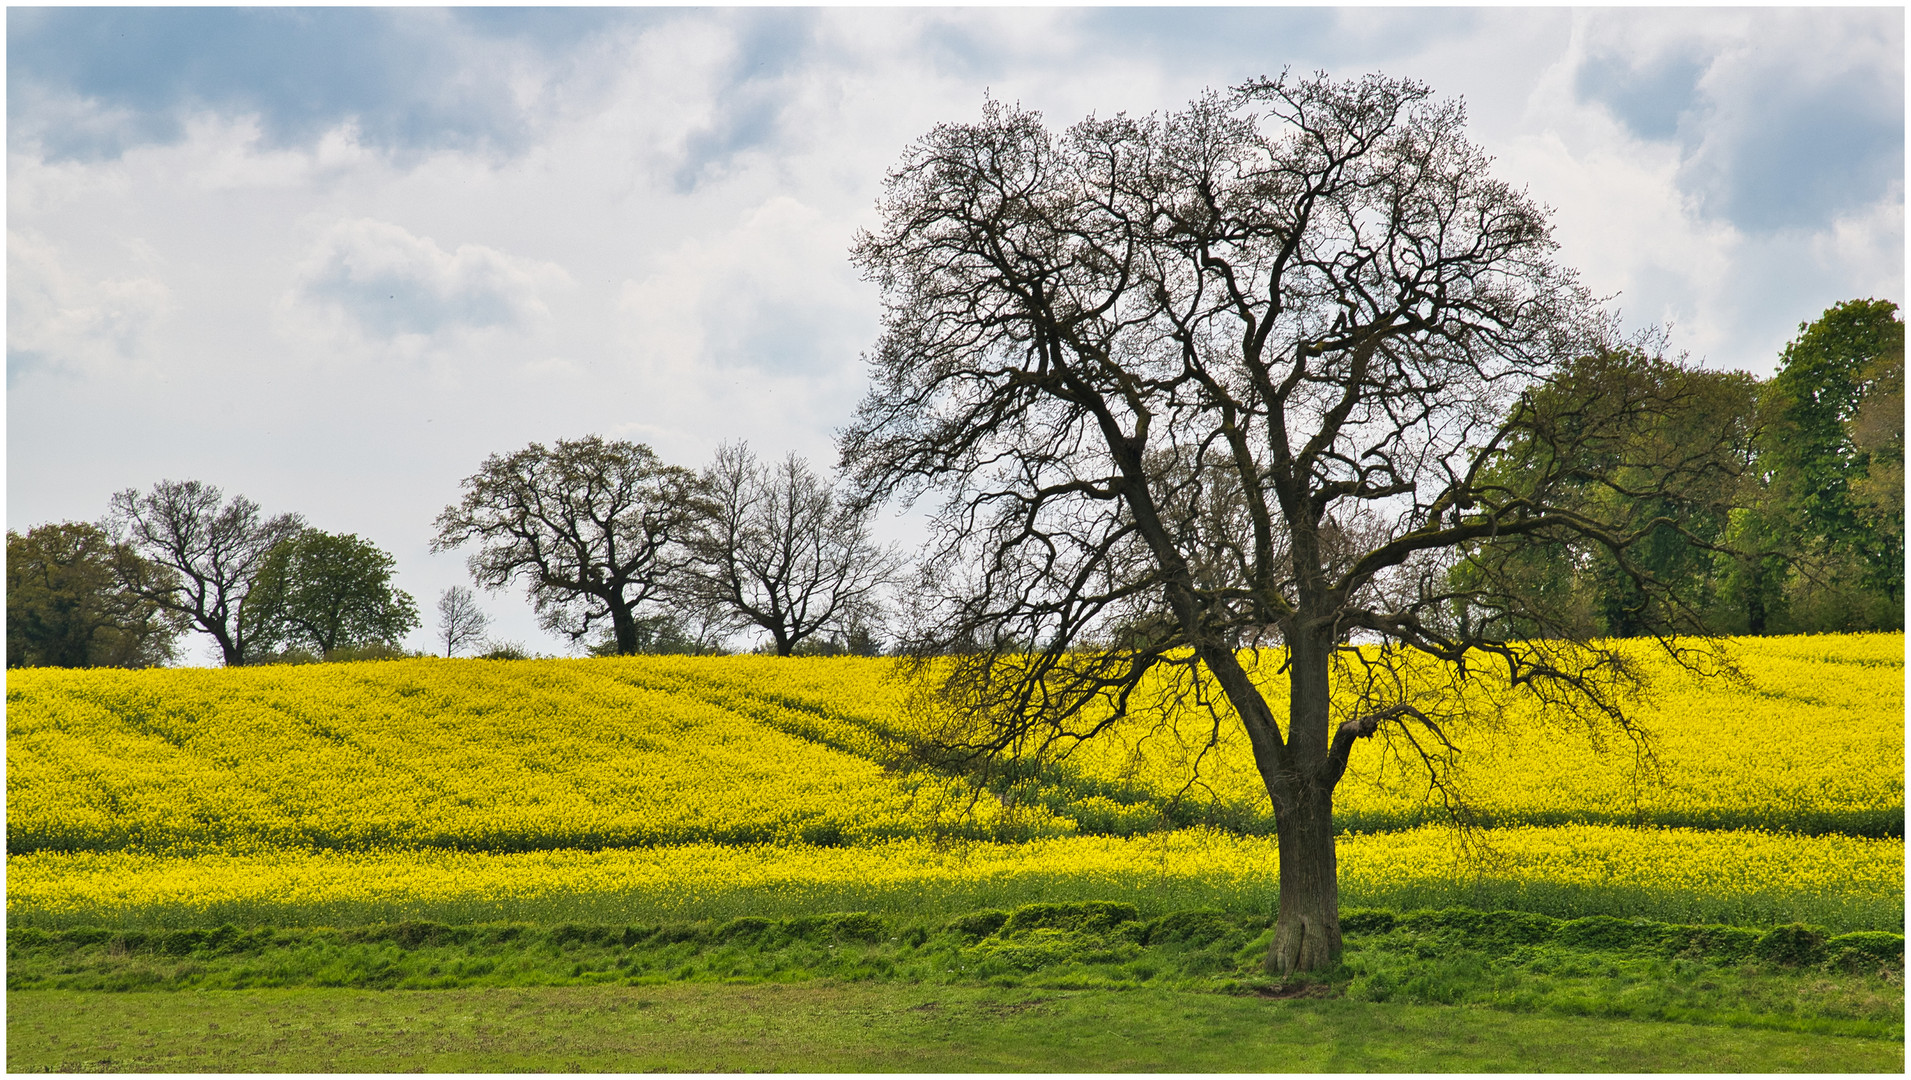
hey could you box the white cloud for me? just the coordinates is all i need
[1567,9,1902,235]
[1809,191,1909,307]
[1495,70,1735,362]
[285,217,569,343]
[7,8,1900,658]
[165,112,375,192]
[7,229,173,382]
[1477,9,1904,372]
[618,195,871,374]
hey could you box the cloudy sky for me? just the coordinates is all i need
[8,5,1903,661]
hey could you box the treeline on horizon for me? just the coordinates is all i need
[7,298,1904,671]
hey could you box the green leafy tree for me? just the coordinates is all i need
[243,530,421,658]
[1756,299,1904,630]
[1715,504,1791,635]
[6,522,185,668]
[1834,309,1895,588]
[1454,350,1760,638]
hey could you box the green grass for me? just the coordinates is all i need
[8,982,1903,1073]
[10,906,1902,1039]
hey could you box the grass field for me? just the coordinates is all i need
[10,984,1902,1073]
[9,905,1902,1034]
[7,632,1903,1071]
[9,903,1905,1071]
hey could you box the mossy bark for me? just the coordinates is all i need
[1263,625,1344,975]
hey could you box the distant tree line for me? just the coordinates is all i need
[431,437,903,658]
[8,480,422,668]
[8,441,903,667]
[7,299,1895,670]
[1454,299,1902,639]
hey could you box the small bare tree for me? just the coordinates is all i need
[432,436,696,655]
[678,443,905,655]
[843,74,1748,974]
[436,585,491,658]
[106,480,304,666]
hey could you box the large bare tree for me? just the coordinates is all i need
[432,436,696,656]
[678,443,904,655]
[842,74,1748,974]
[106,480,304,666]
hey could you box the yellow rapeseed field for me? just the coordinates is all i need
[5,660,1041,854]
[1061,633,1906,836]
[8,826,1897,931]
[8,634,1900,852]
[6,632,1902,930]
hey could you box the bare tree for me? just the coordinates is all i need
[436,585,491,657]
[842,74,1748,974]
[106,480,304,666]
[678,443,905,656]
[431,436,695,655]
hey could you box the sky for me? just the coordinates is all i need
[8,5,1905,662]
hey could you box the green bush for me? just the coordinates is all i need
[1000,901,1139,936]
[945,910,1011,941]
[1658,923,1763,964]
[1555,914,1658,951]
[1410,908,1560,949]
[821,912,886,943]
[1755,923,1829,966]
[1143,910,1238,948]
[1826,930,1904,965]
[1338,908,1398,935]
[714,916,775,943]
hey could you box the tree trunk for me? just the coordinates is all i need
[1264,622,1343,975]
[1266,783,1342,975]
[610,602,639,655]
[1745,556,1769,634]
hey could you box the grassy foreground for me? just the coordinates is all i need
[10,904,1903,1067]
[7,906,1903,1032]
[9,982,1903,1073]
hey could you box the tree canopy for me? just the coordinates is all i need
[242,529,421,658]
[432,436,696,656]
[1752,299,1905,630]
[436,585,491,658]
[677,443,903,656]
[1452,348,1760,640]
[6,522,185,668]
[843,73,1748,973]
[106,480,304,667]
